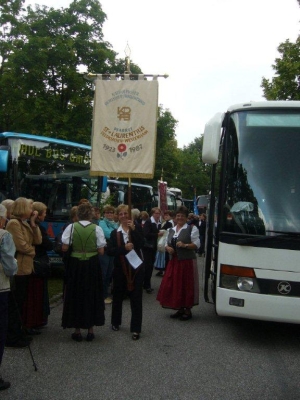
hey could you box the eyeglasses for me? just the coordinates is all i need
[118,212,128,216]
[105,211,114,214]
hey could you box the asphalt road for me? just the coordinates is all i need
[2,257,300,400]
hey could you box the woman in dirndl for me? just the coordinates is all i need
[157,206,200,321]
[61,202,106,342]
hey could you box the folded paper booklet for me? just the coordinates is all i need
[125,250,143,269]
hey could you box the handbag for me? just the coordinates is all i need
[54,231,63,255]
[62,224,74,265]
[157,230,168,252]
[33,255,51,278]
[62,245,73,264]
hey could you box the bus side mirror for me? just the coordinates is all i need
[202,112,224,164]
[0,147,9,172]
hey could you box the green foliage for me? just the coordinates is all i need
[176,136,211,199]
[154,106,179,184]
[136,105,180,189]
[0,0,141,142]
[0,0,210,199]
[261,37,300,100]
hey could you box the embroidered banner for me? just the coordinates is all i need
[90,77,158,178]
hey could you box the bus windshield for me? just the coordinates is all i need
[221,109,300,235]
[100,180,154,213]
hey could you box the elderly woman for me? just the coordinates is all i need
[157,206,200,321]
[5,197,42,347]
[0,204,18,390]
[99,205,118,304]
[61,202,106,342]
[22,202,53,333]
[107,204,145,340]
[139,211,149,227]
[155,210,175,277]
[0,199,14,227]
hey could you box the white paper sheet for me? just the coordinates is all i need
[125,249,143,269]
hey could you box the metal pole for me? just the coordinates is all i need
[11,289,38,371]
[83,73,169,81]
[128,177,132,220]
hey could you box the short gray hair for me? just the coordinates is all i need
[0,204,7,218]
[131,208,140,220]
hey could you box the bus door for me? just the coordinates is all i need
[203,188,218,304]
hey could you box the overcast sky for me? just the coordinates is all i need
[26,0,300,147]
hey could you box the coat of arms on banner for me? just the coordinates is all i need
[90,78,158,179]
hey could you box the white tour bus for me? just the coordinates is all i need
[202,101,300,324]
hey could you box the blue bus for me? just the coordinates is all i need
[0,132,176,262]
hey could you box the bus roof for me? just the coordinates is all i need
[227,101,300,113]
[0,132,91,150]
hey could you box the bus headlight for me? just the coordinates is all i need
[220,264,260,293]
[237,277,254,291]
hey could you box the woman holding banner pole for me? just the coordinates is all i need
[107,204,145,340]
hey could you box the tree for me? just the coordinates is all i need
[0,0,141,143]
[135,106,181,189]
[1,0,204,192]
[261,37,300,100]
[176,136,211,199]
[154,106,179,185]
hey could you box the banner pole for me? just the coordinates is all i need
[128,177,132,219]
[83,73,169,81]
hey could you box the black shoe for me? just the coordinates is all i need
[5,339,30,348]
[71,332,82,342]
[0,378,10,391]
[27,328,41,335]
[155,271,163,276]
[132,333,140,340]
[145,288,154,294]
[179,313,192,321]
[86,333,95,342]
[170,310,184,319]
[112,325,119,331]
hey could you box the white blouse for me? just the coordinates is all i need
[62,221,106,248]
[166,223,200,249]
[117,225,129,244]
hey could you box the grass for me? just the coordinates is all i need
[48,265,65,301]
[48,277,63,300]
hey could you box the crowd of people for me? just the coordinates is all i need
[0,197,206,391]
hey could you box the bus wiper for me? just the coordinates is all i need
[237,232,300,245]
[266,230,300,237]
[237,236,279,245]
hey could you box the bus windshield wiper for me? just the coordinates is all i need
[237,231,300,245]
[265,230,300,237]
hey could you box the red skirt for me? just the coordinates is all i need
[156,257,199,310]
[23,275,50,329]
